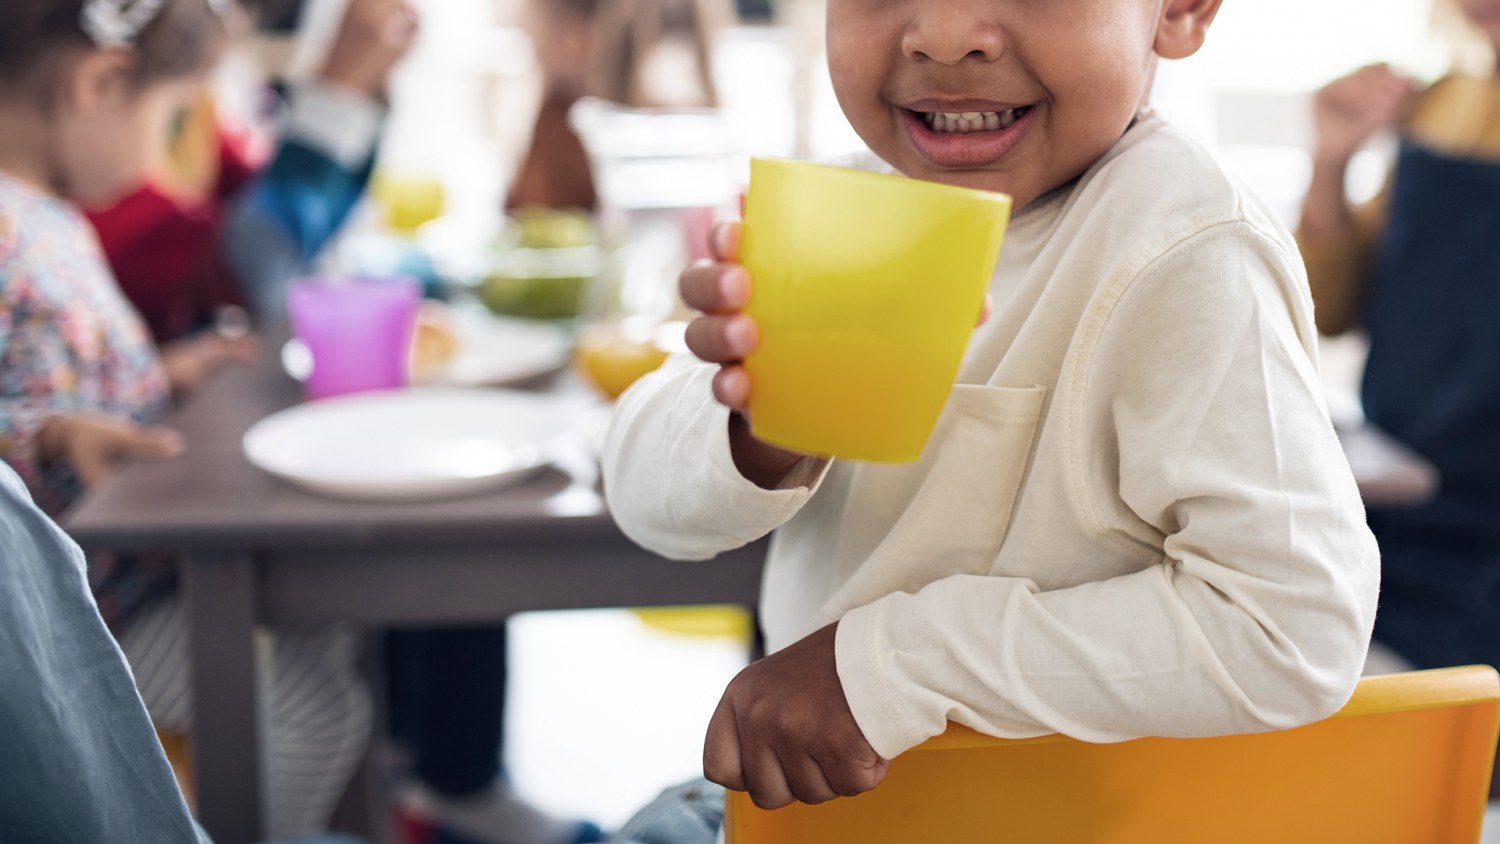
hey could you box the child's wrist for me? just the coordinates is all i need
[35,416,75,462]
[728,412,809,490]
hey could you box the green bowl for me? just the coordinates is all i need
[476,244,602,320]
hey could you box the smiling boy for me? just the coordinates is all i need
[604,0,1381,811]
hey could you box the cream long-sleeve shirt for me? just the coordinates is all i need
[603,113,1380,760]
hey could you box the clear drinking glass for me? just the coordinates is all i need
[567,98,744,398]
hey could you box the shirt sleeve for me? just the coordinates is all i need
[221,82,383,317]
[835,228,1381,758]
[281,81,384,172]
[602,355,830,561]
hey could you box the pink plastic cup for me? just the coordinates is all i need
[288,276,421,399]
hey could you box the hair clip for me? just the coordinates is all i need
[80,0,232,49]
[80,0,167,48]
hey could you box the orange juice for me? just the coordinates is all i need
[575,321,671,398]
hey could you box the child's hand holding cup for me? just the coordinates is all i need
[681,158,1012,471]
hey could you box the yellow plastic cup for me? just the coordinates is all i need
[372,170,447,235]
[740,158,1012,462]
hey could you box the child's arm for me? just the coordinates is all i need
[837,230,1378,755]
[603,358,829,560]
[32,415,184,490]
[704,621,889,808]
[158,330,260,397]
[603,224,831,560]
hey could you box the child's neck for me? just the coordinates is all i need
[0,101,63,197]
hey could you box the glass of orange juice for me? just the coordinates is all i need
[574,316,683,399]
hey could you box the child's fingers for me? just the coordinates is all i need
[739,735,794,810]
[712,366,751,412]
[127,426,186,459]
[681,261,751,315]
[686,315,758,364]
[978,293,993,327]
[703,697,747,792]
[710,220,742,263]
[226,334,262,362]
[779,753,839,805]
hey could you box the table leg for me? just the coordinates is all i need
[182,549,265,844]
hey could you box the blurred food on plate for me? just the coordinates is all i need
[476,208,604,319]
[410,302,461,377]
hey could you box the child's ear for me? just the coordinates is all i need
[1154,0,1224,60]
[66,50,135,116]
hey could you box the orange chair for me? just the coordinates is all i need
[725,666,1500,843]
[156,728,196,812]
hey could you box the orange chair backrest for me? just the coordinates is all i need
[725,666,1500,843]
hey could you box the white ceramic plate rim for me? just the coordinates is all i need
[243,388,576,500]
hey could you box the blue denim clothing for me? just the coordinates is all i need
[0,462,208,844]
[610,779,724,844]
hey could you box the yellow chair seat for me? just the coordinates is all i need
[156,728,195,812]
[726,666,1500,843]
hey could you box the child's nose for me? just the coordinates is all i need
[901,5,1005,65]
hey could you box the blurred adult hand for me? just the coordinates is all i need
[318,0,421,98]
[703,622,889,809]
[37,414,185,489]
[1312,64,1419,165]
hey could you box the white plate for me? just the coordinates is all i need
[282,309,572,389]
[243,388,579,501]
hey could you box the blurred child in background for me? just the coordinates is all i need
[0,0,374,835]
[1297,0,1500,794]
[88,0,419,347]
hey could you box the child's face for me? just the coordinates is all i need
[1456,0,1500,53]
[827,0,1173,209]
[55,57,204,205]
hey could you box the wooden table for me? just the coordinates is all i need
[64,355,766,844]
[1336,420,1440,509]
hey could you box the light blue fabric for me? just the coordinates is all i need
[609,779,723,844]
[0,462,209,844]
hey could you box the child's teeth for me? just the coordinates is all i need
[924,108,1024,134]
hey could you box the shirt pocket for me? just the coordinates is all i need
[827,384,1047,607]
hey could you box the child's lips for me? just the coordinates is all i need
[898,105,1035,169]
